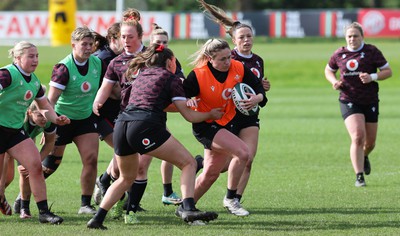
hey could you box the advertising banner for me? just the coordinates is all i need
[358,9,400,37]
[319,11,356,37]
[0,9,398,45]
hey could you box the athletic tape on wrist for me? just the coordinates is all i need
[370,73,378,81]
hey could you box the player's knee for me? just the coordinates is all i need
[352,134,365,146]
[365,142,375,152]
[236,147,250,163]
[42,155,63,178]
[5,175,14,188]
[83,154,98,168]
[137,166,148,176]
[203,170,220,183]
[246,158,254,170]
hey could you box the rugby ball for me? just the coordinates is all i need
[232,83,259,116]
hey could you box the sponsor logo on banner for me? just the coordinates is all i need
[359,9,400,37]
[361,10,385,35]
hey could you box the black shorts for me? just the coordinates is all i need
[193,121,226,150]
[97,99,120,140]
[97,116,114,141]
[99,98,121,121]
[193,117,242,150]
[113,120,171,156]
[55,113,98,145]
[231,112,260,135]
[193,113,260,150]
[339,100,379,123]
[0,125,29,154]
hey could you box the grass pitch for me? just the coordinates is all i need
[1,39,400,235]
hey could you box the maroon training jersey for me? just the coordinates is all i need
[105,52,135,86]
[105,48,147,110]
[105,52,134,110]
[231,49,264,80]
[327,43,389,104]
[128,67,186,114]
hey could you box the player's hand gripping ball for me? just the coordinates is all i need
[232,83,259,116]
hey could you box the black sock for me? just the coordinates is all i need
[235,194,242,202]
[93,207,108,223]
[110,174,117,182]
[36,200,49,214]
[226,188,237,199]
[195,155,204,174]
[356,172,364,180]
[163,183,173,197]
[21,199,30,210]
[182,197,195,210]
[120,192,126,201]
[81,195,92,206]
[100,172,112,188]
[126,179,147,213]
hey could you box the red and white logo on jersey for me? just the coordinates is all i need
[24,90,33,101]
[251,68,261,79]
[222,88,233,100]
[346,59,359,71]
[142,138,150,146]
[132,69,141,79]
[81,81,91,92]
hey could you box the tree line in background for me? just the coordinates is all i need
[0,0,398,11]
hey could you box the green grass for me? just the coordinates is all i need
[1,39,400,235]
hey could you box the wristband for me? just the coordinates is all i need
[370,73,378,81]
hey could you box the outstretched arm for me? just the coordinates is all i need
[36,97,70,126]
[173,100,223,123]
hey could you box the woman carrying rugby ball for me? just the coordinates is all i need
[183,38,267,217]
[196,0,270,215]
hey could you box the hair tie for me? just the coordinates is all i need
[125,15,135,22]
[155,44,164,52]
[233,21,241,27]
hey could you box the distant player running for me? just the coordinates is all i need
[324,22,392,187]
